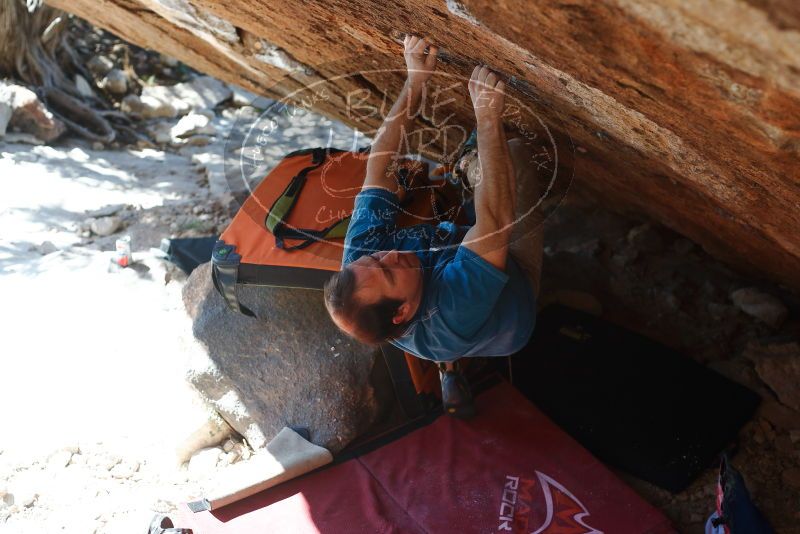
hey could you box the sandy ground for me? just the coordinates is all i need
[0,105,358,534]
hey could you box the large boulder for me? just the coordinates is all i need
[182,263,388,453]
[49,0,800,293]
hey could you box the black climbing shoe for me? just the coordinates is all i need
[439,361,476,419]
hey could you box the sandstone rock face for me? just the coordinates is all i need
[182,263,385,453]
[745,342,800,412]
[48,0,800,291]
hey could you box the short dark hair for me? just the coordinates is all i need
[324,266,407,344]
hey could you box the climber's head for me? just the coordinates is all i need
[324,250,423,344]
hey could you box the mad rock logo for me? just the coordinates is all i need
[498,472,602,534]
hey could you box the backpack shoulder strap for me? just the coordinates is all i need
[211,240,256,318]
[265,147,354,250]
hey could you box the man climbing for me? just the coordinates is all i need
[324,35,544,417]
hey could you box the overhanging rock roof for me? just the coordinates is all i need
[48,0,800,290]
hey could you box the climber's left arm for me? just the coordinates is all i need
[362,35,438,199]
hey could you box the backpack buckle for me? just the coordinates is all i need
[212,240,241,267]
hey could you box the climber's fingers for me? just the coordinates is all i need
[425,46,438,69]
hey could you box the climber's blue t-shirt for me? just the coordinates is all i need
[342,187,535,362]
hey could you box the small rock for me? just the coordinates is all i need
[87,54,114,76]
[234,105,260,121]
[146,121,173,144]
[222,438,235,453]
[627,223,663,253]
[0,81,66,142]
[74,75,95,98]
[142,76,232,117]
[90,216,122,236]
[160,54,179,68]
[0,102,11,136]
[131,94,177,119]
[92,141,104,150]
[143,96,179,119]
[221,107,239,121]
[88,204,125,218]
[39,241,58,255]
[171,111,216,138]
[730,287,788,328]
[120,94,144,115]
[182,135,212,147]
[188,447,222,474]
[100,69,128,95]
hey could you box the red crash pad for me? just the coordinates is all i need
[176,383,675,533]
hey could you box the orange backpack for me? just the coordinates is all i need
[211,147,466,317]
